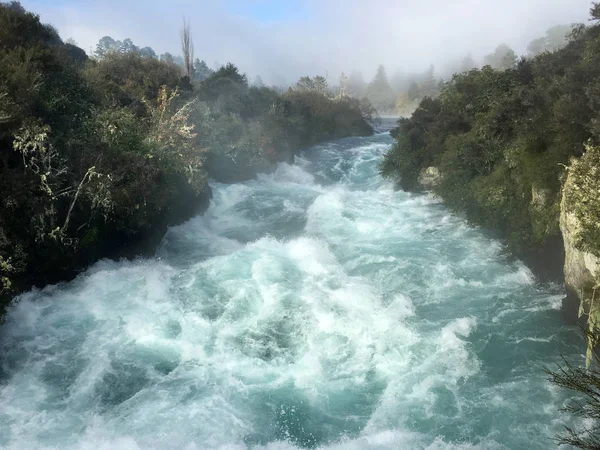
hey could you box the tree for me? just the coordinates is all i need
[546,25,572,51]
[119,38,138,53]
[527,37,547,57]
[252,75,264,87]
[390,71,408,92]
[94,36,119,58]
[180,17,194,79]
[193,59,213,82]
[139,46,157,58]
[527,25,573,57]
[500,49,517,71]
[592,2,600,20]
[173,55,185,67]
[421,65,437,97]
[407,81,420,101]
[370,65,391,89]
[484,44,517,71]
[366,65,396,112]
[85,51,182,114]
[5,1,25,14]
[296,76,316,91]
[197,62,248,107]
[94,36,148,58]
[437,79,445,92]
[313,75,328,94]
[339,72,349,98]
[348,71,367,97]
[160,52,175,64]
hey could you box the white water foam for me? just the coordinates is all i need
[0,132,584,449]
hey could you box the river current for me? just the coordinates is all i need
[0,128,584,449]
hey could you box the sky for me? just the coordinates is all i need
[21,0,594,85]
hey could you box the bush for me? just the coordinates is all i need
[85,51,182,115]
[0,2,209,308]
[567,143,600,257]
[0,3,374,308]
[381,19,600,252]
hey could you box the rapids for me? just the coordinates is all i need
[0,129,584,449]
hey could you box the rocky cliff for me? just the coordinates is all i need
[560,154,600,364]
[561,178,600,305]
[560,145,600,304]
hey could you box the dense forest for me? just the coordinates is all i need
[381,6,600,258]
[0,1,374,310]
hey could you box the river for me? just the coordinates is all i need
[0,128,584,449]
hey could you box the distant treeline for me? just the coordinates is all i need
[88,23,575,118]
[0,1,374,309]
[302,24,575,115]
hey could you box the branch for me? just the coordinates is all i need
[61,166,96,233]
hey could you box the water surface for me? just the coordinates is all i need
[0,131,583,449]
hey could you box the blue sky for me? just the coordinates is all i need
[20,0,594,84]
[223,0,309,21]
[27,0,310,22]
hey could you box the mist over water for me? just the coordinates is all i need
[0,129,584,449]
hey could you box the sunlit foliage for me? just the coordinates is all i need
[0,1,373,309]
[382,13,600,251]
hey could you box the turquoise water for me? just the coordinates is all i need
[0,131,584,449]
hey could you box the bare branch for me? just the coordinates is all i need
[62,166,96,233]
[180,17,194,79]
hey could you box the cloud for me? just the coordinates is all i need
[21,0,593,84]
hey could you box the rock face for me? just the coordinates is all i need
[561,168,600,365]
[418,167,442,190]
[531,186,551,212]
[560,170,600,309]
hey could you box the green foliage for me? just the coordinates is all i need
[0,255,14,295]
[546,356,600,450]
[567,143,600,257]
[380,130,421,189]
[313,76,328,94]
[366,65,396,113]
[296,76,316,91]
[484,44,517,71]
[0,2,373,308]
[95,36,119,57]
[393,66,445,115]
[193,58,213,82]
[382,18,600,251]
[147,86,209,191]
[196,66,373,182]
[93,107,149,154]
[592,2,600,20]
[85,51,182,114]
[0,2,209,307]
[196,62,250,117]
[347,71,367,98]
[295,75,328,95]
[93,35,156,59]
[527,25,574,57]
